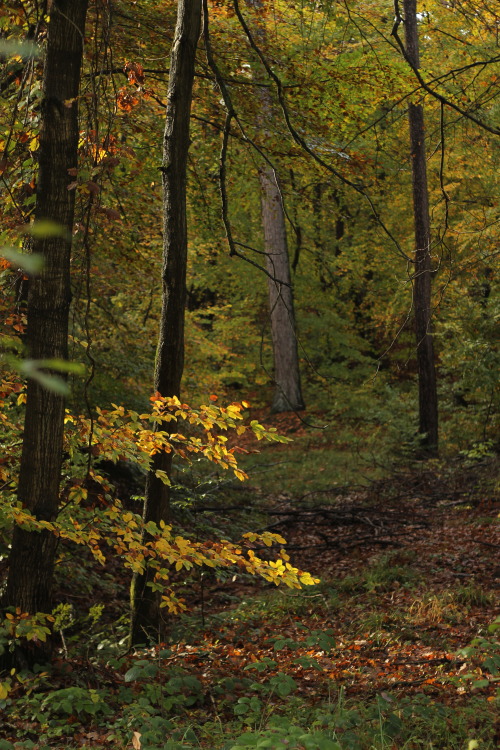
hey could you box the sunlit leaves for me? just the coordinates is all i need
[116,87,140,113]
[111,504,317,610]
[81,393,291,479]
[0,383,317,616]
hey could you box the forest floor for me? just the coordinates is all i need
[0,412,499,749]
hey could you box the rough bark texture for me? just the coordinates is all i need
[404,0,439,455]
[259,166,305,413]
[2,0,88,666]
[130,0,201,646]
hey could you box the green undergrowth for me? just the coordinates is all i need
[236,419,392,497]
[1,656,497,750]
[1,558,498,749]
[0,657,497,750]
[1,454,498,750]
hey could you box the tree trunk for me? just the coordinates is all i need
[246,0,305,413]
[404,0,439,455]
[130,0,201,646]
[259,166,305,413]
[1,0,88,666]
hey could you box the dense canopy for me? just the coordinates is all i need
[0,0,498,747]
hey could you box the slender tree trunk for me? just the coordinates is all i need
[259,166,305,412]
[1,0,88,667]
[404,0,439,455]
[130,0,201,646]
[246,0,304,413]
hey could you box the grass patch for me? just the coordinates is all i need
[238,420,387,496]
[336,551,422,595]
[453,583,495,608]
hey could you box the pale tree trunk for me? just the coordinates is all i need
[130,0,202,646]
[404,0,439,455]
[246,0,304,413]
[259,166,305,412]
[2,0,88,667]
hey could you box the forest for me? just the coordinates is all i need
[0,0,499,747]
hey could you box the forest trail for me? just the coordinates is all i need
[191,454,500,700]
[2,450,499,749]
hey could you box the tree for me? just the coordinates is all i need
[130,0,202,645]
[246,0,304,414]
[402,0,439,454]
[259,165,305,412]
[1,0,89,665]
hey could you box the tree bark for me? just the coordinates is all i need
[246,0,305,413]
[130,0,201,646]
[1,0,88,666]
[403,0,439,455]
[259,166,305,412]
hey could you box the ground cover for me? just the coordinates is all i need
[0,414,498,750]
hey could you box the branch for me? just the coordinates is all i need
[391,1,500,136]
[232,0,411,263]
[201,0,292,287]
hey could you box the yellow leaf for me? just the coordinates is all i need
[155,469,171,485]
[299,573,321,586]
[68,485,88,503]
[0,682,11,700]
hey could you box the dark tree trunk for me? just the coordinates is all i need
[1,0,88,667]
[404,0,439,455]
[130,0,201,646]
[259,166,305,413]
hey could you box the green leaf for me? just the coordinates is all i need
[471,679,490,689]
[27,220,71,240]
[234,703,250,715]
[316,739,341,750]
[272,637,299,651]
[1,248,44,274]
[0,40,41,59]
[20,364,69,395]
[483,656,500,675]
[294,655,323,671]
[124,666,143,682]
[34,359,85,375]
[15,359,85,395]
[306,629,336,652]
[269,673,297,697]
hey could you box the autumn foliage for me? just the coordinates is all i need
[0,0,499,746]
